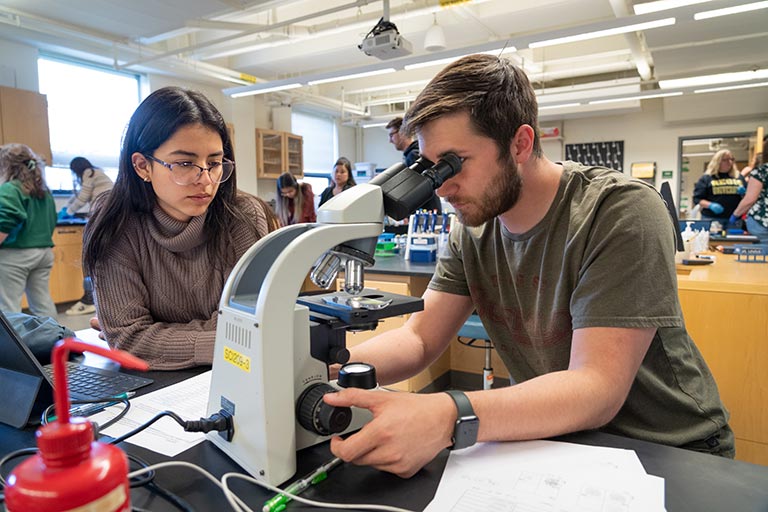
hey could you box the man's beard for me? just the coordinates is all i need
[451,157,522,227]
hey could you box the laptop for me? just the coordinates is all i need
[0,310,153,428]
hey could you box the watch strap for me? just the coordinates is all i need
[444,389,479,450]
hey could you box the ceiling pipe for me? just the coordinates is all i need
[120,0,374,68]
[0,5,255,85]
[608,0,654,81]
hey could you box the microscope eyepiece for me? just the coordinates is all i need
[376,153,462,220]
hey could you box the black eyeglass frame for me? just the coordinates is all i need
[143,154,235,185]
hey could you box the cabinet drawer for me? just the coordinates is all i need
[53,226,84,245]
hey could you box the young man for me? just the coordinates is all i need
[387,116,441,213]
[386,117,420,166]
[325,54,732,478]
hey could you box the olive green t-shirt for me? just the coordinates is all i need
[430,161,732,453]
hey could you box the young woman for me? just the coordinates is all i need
[692,149,746,224]
[275,172,316,225]
[63,156,114,217]
[0,143,58,318]
[62,156,115,316]
[319,157,357,207]
[732,139,768,244]
[83,86,278,370]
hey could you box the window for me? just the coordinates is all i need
[291,110,337,175]
[38,56,141,192]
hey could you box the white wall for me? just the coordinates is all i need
[362,126,407,171]
[559,96,763,208]
[0,40,39,90]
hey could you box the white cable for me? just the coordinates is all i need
[128,460,417,512]
[221,472,417,512]
[128,461,251,511]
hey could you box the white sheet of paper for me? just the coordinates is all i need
[92,371,212,457]
[425,440,665,512]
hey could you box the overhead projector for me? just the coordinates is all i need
[359,27,413,60]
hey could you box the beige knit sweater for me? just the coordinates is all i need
[92,196,269,370]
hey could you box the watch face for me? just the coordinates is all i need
[453,415,479,450]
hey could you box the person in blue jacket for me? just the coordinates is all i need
[692,149,746,226]
[0,143,58,317]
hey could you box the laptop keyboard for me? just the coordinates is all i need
[43,361,153,400]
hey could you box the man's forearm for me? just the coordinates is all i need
[348,324,435,385]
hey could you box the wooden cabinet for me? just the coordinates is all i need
[50,225,85,303]
[676,256,768,466]
[256,129,303,178]
[338,273,450,393]
[0,86,52,165]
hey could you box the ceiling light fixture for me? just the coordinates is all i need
[633,0,710,15]
[659,69,768,88]
[230,82,302,98]
[424,14,447,52]
[694,0,768,20]
[538,102,582,110]
[694,81,768,94]
[362,122,389,128]
[307,68,396,85]
[588,91,683,105]
[528,17,676,48]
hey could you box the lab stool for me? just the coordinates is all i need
[457,314,494,390]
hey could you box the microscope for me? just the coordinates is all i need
[205,153,461,485]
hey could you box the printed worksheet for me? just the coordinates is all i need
[424,440,665,512]
[91,371,212,457]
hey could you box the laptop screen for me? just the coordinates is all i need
[0,310,55,427]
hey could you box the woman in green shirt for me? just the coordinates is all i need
[0,143,58,317]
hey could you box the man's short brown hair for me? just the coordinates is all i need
[404,54,542,160]
[385,117,403,132]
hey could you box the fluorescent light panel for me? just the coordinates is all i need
[659,69,768,88]
[404,46,517,71]
[230,82,301,97]
[694,0,768,20]
[307,68,395,86]
[588,91,683,105]
[694,81,768,94]
[529,18,675,48]
[362,122,389,128]
[539,102,582,110]
[633,0,711,15]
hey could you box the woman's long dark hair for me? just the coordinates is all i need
[83,86,270,273]
[69,156,96,185]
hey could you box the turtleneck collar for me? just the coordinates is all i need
[146,205,208,253]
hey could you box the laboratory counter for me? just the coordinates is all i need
[359,252,768,466]
[1,366,766,511]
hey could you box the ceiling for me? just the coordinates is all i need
[0,0,766,124]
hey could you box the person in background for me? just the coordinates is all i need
[731,138,768,244]
[276,172,316,225]
[83,86,278,370]
[0,143,58,318]
[386,117,441,213]
[324,54,732,479]
[61,156,115,316]
[692,149,746,226]
[319,157,356,207]
[60,156,114,218]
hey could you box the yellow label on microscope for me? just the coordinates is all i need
[223,346,251,372]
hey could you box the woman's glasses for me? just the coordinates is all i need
[144,154,234,185]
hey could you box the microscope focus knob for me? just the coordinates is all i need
[297,383,352,436]
[338,362,377,389]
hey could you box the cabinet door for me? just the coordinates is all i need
[285,133,303,177]
[0,87,53,165]
[50,226,84,303]
[256,129,285,178]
